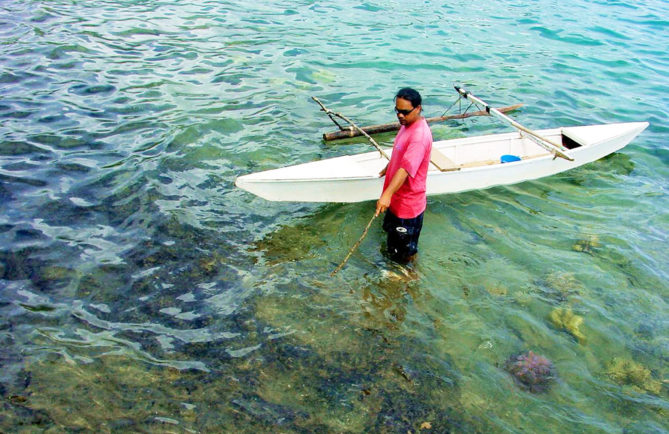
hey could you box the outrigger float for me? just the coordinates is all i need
[235,87,648,202]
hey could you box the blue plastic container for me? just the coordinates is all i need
[500,154,521,163]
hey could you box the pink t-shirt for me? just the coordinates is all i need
[383,118,433,218]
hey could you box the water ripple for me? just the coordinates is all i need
[0,0,667,431]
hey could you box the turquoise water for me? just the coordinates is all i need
[1,0,667,431]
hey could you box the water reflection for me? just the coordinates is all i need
[361,265,420,331]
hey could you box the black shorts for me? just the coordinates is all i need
[382,210,424,261]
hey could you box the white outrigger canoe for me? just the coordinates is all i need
[235,121,648,202]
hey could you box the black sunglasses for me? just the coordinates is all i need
[395,106,416,116]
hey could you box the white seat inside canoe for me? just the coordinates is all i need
[431,148,459,172]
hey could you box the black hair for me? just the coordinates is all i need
[395,87,422,108]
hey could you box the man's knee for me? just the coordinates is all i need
[383,212,423,261]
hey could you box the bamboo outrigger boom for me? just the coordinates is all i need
[454,86,574,161]
[322,104,523,141]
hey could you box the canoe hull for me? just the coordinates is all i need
[235,122,648,202]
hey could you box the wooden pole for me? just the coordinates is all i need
[312,97,390,160]
[310,98,386,276]
[454,87,574,161]
[331,214,377,276]
[322,104,523,141]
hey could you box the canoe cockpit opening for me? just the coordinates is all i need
[561,132,583,150]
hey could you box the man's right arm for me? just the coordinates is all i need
[376,167,408,216]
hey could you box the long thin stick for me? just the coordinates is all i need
[312,97,390,160]
[331,214,377,276]
[322,104,523,141]
[455,86,574,161]
[325,110,346,131]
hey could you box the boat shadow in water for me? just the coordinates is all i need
[555,152,635,187]
[250,202,395,272]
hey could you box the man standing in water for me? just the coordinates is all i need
[375,88,433,262]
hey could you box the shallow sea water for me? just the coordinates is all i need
[1,0,667,432]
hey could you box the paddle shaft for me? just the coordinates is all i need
[454,87,574,161]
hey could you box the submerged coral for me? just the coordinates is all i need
[543,271,583,301]
[485,284,508,297]
[606,358,662,395]
[572,235,600,254]
[549,308,586,344]
[505,351,556,393]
